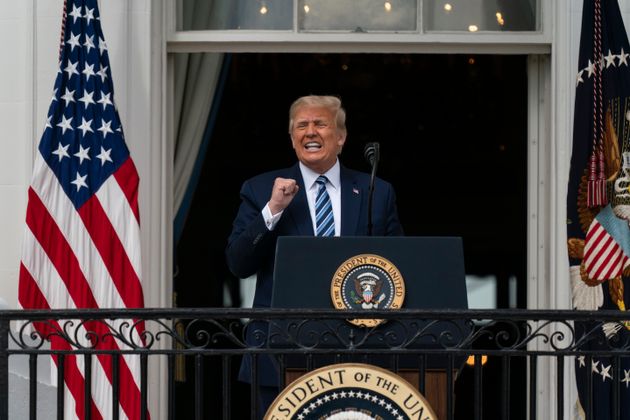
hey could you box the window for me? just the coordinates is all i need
[177,0,538,33]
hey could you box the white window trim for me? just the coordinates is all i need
[167,31,551,54]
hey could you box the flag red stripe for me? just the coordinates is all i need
[97,352,144,420]
[96,174,141,278]
[30,159,129,309]
[21,262,144,419]
[25,188,99,308]
[78,195,144,309]
[50,340,104,420]
[24,191,144,418]
[18,265,103,420]
[113,158,140,224]
[18,264,55,337]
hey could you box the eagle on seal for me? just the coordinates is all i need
[354,273,384,308]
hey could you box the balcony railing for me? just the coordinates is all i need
[2,308,629,419]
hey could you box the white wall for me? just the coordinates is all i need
[0,0,168,310]
[0,1,35,310]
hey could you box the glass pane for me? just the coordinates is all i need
[179,0,293,31]
[424,0,537,32]
[298,0,417,32]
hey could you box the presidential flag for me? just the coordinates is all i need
[567,0,630,418]
[18,0,147,418]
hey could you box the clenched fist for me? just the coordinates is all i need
[268,177,299,215]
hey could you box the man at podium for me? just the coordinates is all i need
[226,95,404,415]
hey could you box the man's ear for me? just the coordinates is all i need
[337,132,347,148]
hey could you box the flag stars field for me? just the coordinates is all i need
[52,143,70,161]
[97,64,108,82]
[67,32,81,51]
[56,115,73,134]
[64,60,79,79]
[82,63,95,80]
[38,1,127,208]
[77,117,94,136]
[96,146,113,166]
[98,91,112,109]
[71,172,88,191]
[73,145,90,164]
[78,89,95,109]
[98,37,108,54]
[98,118,113,138]
[84,35,95,53]
[68,4,82,22]
[61,88,75,106]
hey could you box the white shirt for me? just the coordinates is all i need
[262,160,341,236]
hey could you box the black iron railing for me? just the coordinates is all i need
[3,308,630,420]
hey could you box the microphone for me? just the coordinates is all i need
[364,142,380,168]
[364,142,380,236]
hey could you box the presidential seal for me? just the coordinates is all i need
[264,363,436,420]
[330,254,405,327]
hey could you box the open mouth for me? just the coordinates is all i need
[305,142,322,151]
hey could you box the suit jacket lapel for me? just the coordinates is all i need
[284,164,314,235]
[341,165,362,235]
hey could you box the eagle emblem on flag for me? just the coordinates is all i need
[567,1,630,417]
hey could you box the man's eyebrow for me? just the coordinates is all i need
[296,118,328,123]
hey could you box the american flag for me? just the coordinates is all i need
[18,0,147,419]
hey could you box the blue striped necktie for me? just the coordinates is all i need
[315,176,335,237]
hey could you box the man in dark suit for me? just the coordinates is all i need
[226,95,403,416]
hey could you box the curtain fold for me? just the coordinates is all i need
[173,0,231,242]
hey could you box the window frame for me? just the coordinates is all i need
[167,1,551,54]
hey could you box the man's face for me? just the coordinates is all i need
[290,106,346,174]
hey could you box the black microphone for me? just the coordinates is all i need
[364,142,380,236]
[364,142,380,168]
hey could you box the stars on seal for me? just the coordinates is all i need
[295,388,406,419]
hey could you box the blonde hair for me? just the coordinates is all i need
[288,95,347,135]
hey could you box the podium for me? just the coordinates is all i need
[269,236,469,419]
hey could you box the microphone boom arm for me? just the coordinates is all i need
[364,142,380,236]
